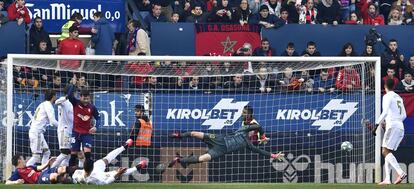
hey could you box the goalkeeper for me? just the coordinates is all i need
[165,106,283,170]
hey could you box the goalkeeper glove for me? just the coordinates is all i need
[258,134,270,145]
[271,152,285,162]
[372,124,379,136]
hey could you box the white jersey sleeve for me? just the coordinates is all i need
[56,96,73,131]
[376,91,406,129]
[30,101,58,131]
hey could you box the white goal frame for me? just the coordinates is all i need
[5,54,382,182]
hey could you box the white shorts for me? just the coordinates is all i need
[58,128,72,149]
[29,131,49,154]
[93,159,107,173]
[382,127,404,151]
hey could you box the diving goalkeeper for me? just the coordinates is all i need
[160,106,283,172]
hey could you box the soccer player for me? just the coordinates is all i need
[6,155,63,185]
[71,139,148,185]
[163,109,283,170]
[66,84,101,167]
[52,85,74,168]
[129,104,153,147]
[374,79,407,185]
[27,89,58,167]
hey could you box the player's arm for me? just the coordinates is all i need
[66,84,80,105]
[36,157,56,171]
[90,105,101,134]
[55,96,67,105]
[45,103,58,127]
[5,172,24,185]
[373,95,391,135]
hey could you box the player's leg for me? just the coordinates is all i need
[27,131,42,166]
[41,133,51,165]
[69,132,81,167]
[77,151,85,168]
[123,159,149,176]
[101,139,133,165]
[170,131,205,140]
[53,130,72,168]
[81,134,93,162]
[381,127,406,184]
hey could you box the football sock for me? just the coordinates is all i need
[385,153,404,176]
[103,146,125,163]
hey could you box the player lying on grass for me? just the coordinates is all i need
[71,139,148,185]
[6,156,67,185]
[157,106,283,173]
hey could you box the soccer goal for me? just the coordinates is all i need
[2,54,381,183]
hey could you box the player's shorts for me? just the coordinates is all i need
[382,127,404,151]
[71,131,93,151]
[93,159,107,173]
[202,133,227,160]
[58,128,72,149]
[29,130,49,154]
[37,167,57,184]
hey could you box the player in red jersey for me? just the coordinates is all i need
[57,25,86,70]
[66,84,101,168]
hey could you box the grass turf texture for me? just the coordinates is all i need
[1,183,413,189]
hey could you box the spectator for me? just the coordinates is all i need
[364,67,376,90]
[137,0,152,11]
[174,61,195,76]
[224,74,246,91]
[253,38,276,56]
[127,20,150,55]
[396,72,414,92]
[59,12,95,42]
[338,0,355,22]
[280,42,299,56]
[406,55,414,76]
[249,5,284,28]
[392,0,413,20]
[263,0,282,17]
[336,66,361,91]
[382,68,400,90]
[317,0,341,25]
[173,0,193,21]
[29,17,52,54]
[125,59,155,88]
[144,3,167,32]
[378,0,394,20]
[91,12,115,55]
[281,0,299,23]
[357,0,385,25]
[208,0,232,23]
[185,4,207,23]
[279,67,301,90]
[36,40,52,54]
[232,0,252,25]
[76,74,90,89]
[313,69,335,93]
[152,0,174,22]
[344,11,362,24]
[279,8,290,24]
[301,41,321,56]
[248,0,264,14]
[339,42,358,56]
[361,44,377,56]
[0,0,9,26]
[298,0,318,24]
[298,70,314,92]
[58,25,85,70]
[48,75,62,89]
[170,11,180,23]
[143,76,163,91]
[185,76,203,90]
[388,8,404,25]
[403,8,414,24]
[381,39,404,79]
[249,67,276,93]
[7,0,30,25]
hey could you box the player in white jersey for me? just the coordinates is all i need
[72,139,148,185]
[27,89,58,167]
[374,79,407,185]
[51,86,74,168]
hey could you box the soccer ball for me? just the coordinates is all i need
[155,163,167,174]
[341,141,353,152]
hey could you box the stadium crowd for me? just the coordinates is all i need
[1,0,414,93]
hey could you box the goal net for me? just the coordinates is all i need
[2,55,381,183]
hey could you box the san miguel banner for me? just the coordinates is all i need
[25,0,126,32]
[195,24,261,56]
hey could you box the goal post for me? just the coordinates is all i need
[3,54,381,183]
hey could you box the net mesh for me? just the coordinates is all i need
[4,56,377,183]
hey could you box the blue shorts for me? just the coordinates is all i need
[71,131,93,151]
[37,167,57,184]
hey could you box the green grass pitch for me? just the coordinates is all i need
[1,183,413,189]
